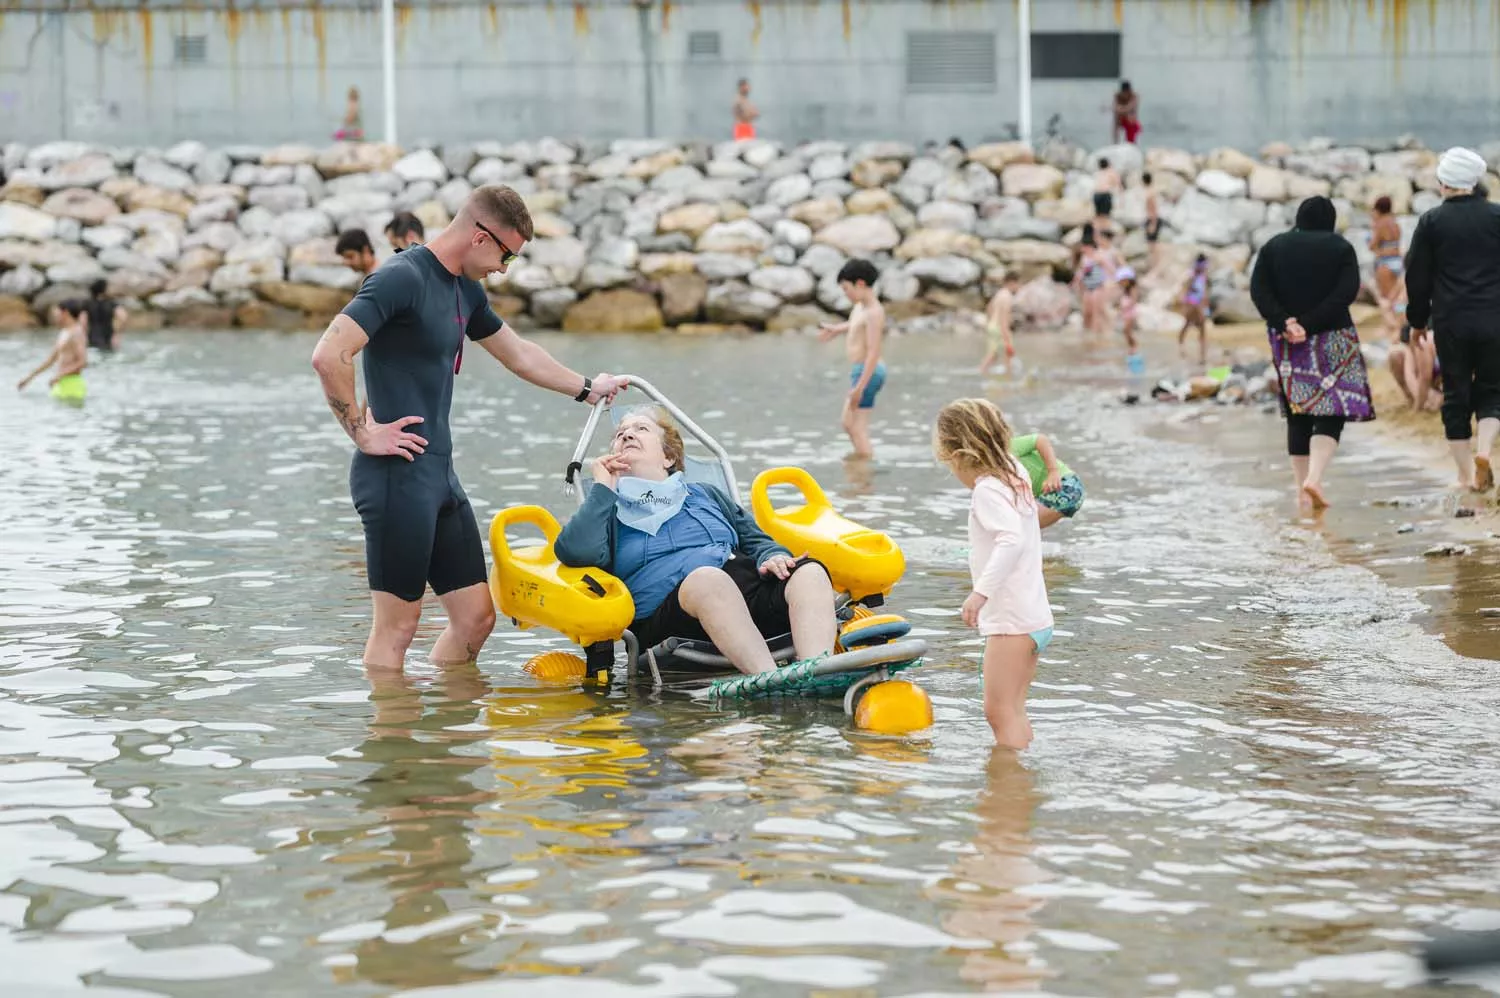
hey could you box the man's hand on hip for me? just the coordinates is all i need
[357,407,428,461]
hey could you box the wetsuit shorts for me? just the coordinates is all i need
[350,452,486,602]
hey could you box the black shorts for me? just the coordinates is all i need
[631,555,825,650]
[1145,217,1161,243]
[1093,191,1114,217]
[350,452,486,603]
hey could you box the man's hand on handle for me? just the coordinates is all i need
[584,373,629,405]
[356,406,427,462]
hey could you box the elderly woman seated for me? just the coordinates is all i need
[554,407,837,675]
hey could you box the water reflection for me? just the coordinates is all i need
[333,664,493,991]
[940,751,1048,991]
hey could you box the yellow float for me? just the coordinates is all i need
[751,466,906,602]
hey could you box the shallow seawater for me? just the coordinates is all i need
[1,327,1497,997]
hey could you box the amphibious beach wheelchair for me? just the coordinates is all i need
[486,376,932,731]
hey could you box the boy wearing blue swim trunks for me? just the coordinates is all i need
[1010,432,1085,529]
[818,259,886,458]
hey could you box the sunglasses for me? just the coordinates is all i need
[474,219,519,266]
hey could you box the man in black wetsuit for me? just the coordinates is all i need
[312,184,627,670]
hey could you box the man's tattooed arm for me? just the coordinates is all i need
[311,317,370,445]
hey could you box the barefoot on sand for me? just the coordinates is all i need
[1476,456,1494,492]
[1301,482,1330,510]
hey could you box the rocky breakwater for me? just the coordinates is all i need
[0,136,1494,335]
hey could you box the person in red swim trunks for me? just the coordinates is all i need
[733,78,759,141]
[1112,81,1141,144]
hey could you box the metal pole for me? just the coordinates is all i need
[637,0,657,138]
[381,0,398,145]
[1017,0,1032,148]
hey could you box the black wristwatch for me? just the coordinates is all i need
[574,376,593,403]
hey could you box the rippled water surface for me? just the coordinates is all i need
[2,328,1499,997]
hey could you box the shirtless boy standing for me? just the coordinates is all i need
[733,79,759,141]
[818,259,885,458]
[1093,157,1121,228]
[980,272,1021,374]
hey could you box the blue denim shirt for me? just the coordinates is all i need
[554,481,792,623]
[614,485,736,618]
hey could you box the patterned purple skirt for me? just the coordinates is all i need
[1268,325,1375,422]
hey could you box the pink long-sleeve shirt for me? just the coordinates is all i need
[967,472,1054,637]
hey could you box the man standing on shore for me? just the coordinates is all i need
[312,185,626,670]
[733,79,759,141]
[385,211,425,252]
[1112,81,1140,144]
[1405,146,1500,492]
[336,229,378,280]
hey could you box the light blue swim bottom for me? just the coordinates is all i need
[1029,627,1054,653]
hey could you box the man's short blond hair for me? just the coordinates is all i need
[466,185,534,241]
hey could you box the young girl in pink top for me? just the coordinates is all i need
[934,399,1054,750]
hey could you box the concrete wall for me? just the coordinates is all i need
[1,0,1499,152]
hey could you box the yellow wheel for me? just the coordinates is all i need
[523,651,588,683]
[854,680,933,735]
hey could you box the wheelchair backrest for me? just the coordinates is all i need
[681,453,732,495]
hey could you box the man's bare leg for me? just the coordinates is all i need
[366,591,423,670]
[677,567,776,674]
[432,582,496,665]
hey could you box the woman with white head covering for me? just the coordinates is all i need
[1405,146,1500,493]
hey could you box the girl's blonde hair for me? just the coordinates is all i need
[933,398,1032,505]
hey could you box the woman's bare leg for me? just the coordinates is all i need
[1302,434,1338,510]
[783,562,837,660]
[676,567,777,674]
